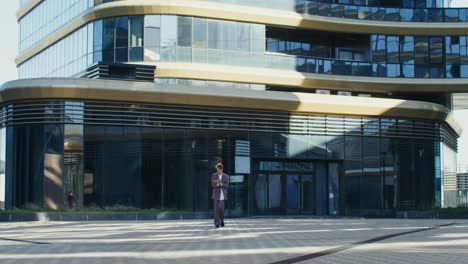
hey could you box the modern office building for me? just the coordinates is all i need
[1,0,466,216]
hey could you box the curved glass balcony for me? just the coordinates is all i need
[95,0,467,22]
[140,46,460,78]
[203,0,468,22]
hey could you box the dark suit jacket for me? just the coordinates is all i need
[211,173,229,200]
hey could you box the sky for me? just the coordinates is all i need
[1,1,468,169]
[0,2,18,85]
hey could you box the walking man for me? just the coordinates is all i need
[211,163,229,228]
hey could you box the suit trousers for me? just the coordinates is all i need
[213,199,225,226]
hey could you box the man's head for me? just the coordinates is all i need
[216,163,223,174]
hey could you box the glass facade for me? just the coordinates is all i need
[12,0,462,215]
[0,100,457,216]
[18,13,468,79]
[18,24,94,79]
[441,142,457,207]
[19,0,94,52]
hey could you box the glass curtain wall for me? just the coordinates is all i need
[19,0,94,52]
[18,13,468,79]
[2,101,451,216]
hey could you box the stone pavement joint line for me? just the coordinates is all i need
[0,237,50,245]
[269,222,457,264]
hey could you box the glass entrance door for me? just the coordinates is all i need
[253,173,282,214]
[252,159,341,215]
[301,175,314,213]
[286,174,314,214]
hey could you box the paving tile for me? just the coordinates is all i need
[0,219,465,264]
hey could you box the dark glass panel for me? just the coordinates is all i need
[295,0,305,13]
[372,8,385,20]
[413,9,428,22]
[415,0,426,8]
[331,4,345,18]
[400,9,414,22]
[115,17,129,62]
[355,62,372,76]
[371,35,386,62]
[446,64,460,78]
[344,162,362,215]
[318,2,331,16]
[386,36,399,63]
[129,47,143,62]
[386,63,400,77]
[380,138,395,210]
[9,125,46,208]
[428,9,443,22]
[102,18,115,62]
[306,1,319,15]
[403,0,415,8]
[84,126,143,208]
[384,8,400,21]
[400,36,414,63]
[362,155,383,215]
[332,60,348,75]
[445,36,460,64]
[177,16,192,47]
[461,65,468,78]
[130,16,143,48]
[305,58,317,73]
[402,63,415,78]
[429,37,443,64]
[445,9,459,22]
[414,36,429,64]
[459,9,468,22]
[460,36,468,64]
[397,139,436,210]
[266,39,279,52]
[415,64,430,78]
[430,64,444,78]
[344,5,358,19]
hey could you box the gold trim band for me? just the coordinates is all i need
[17,0,43,20]
[151,62,468,94]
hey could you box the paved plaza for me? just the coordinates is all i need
[0,218,467,263]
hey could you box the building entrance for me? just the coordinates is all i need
[251,160,341,216]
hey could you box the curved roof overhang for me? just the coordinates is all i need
[0,78,462,136]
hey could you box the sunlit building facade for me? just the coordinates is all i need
[0,0,465,216]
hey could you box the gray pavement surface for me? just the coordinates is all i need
[0,218,467,263]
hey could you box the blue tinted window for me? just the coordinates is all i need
[400,36,414,63]
[446,64,460,78]
[430,37,443,64]
[402,64,415,78]
[387,36,399,63]
[415,37,429,64]
[371,35,386,62]
[445,9,459,22]
[102,18,115,62]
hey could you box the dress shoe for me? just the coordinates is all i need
[215,225,220,228]
[220,220,225,227]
